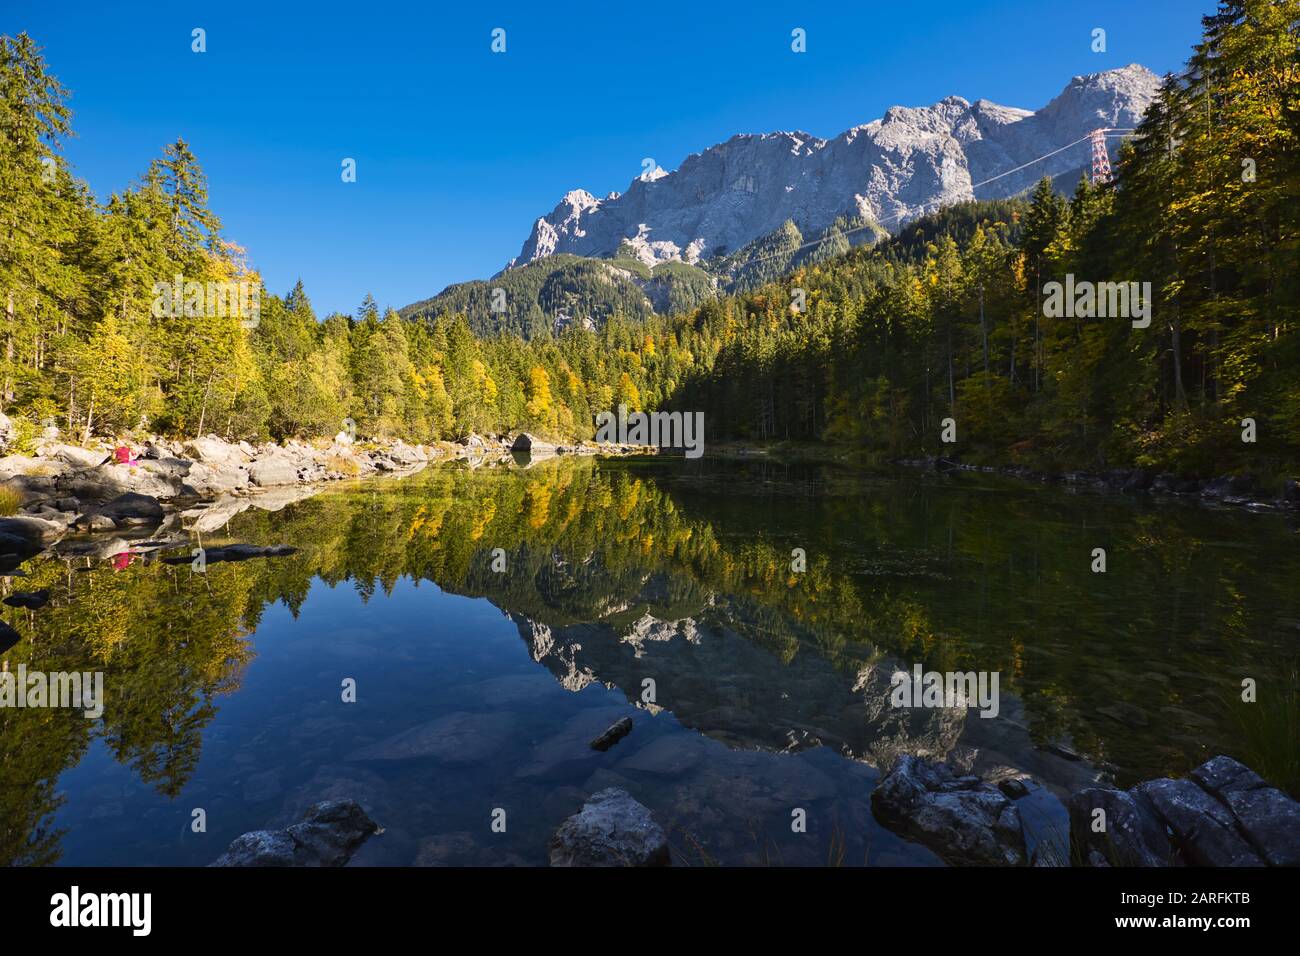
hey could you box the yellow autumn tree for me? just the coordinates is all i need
[524,365,555,430]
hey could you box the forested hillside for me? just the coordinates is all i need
[669,0,1299,477]
[397,253,717,338]
[2,1,1296,476]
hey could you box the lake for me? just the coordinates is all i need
[2,455,1296,866]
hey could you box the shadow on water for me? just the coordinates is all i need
[1,455,1296,865]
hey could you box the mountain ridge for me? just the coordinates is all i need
[508,64,1159,271]
[400,64,1161,335]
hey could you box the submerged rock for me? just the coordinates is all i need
[870,755,1028,866]
[590,716,634,752]
[548,788,670,866]
[210,800,381,867]
[347,711,515,764]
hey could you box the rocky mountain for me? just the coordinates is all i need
[402,64,1160,336]
[509,64,1160,271]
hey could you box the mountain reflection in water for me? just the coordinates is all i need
[1,456,1295,866]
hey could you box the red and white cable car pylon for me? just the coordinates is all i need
[1089,128,1113,184]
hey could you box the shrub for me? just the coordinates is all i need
[0,485,23,516]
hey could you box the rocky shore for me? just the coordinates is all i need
[899,456,1300,513]
[211,751,1297,867]
[0,429,651,568]
[871,753,1300,867]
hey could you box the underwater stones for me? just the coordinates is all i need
[346,710,515,764]
[590,716,634,752]
[211,800,381,867]
[277,765,397,830]
[242,768,284,804]
[617,733,711,777]
[548,788,670,867]
[515,707,629,779]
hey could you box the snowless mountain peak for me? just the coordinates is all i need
[507,65,1161,270]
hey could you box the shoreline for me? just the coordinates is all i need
[699,441,1300,514]
[0,431,651,567]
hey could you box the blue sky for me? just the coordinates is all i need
[7,1,1206,318]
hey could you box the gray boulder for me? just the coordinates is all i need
[186,461,248,495]
[1067,786,1178,867]
[82,514,117,532]
[1189,757,1300,866]
[0,515,65,548]
[1201,474,1255,500]
[43,444,107,470]
[0,455,68,480]
[73,492,164,530]
[248,456,299,487]
[549,788,670,866]
[1137,777,1263,866]
[181,497,251,533]
[0,514,64,569]
[1,473,60,505]
[870,755,1028,866]
[59,459,190,501]
[183,436,246,464]
[512,433,556,456]
[1071,756,1299,867]
[211,800,381,867]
